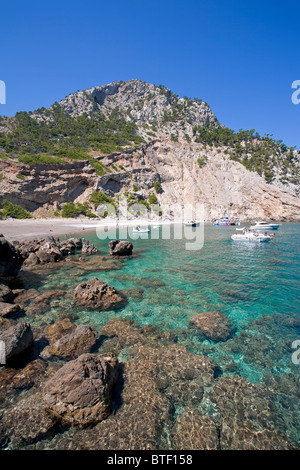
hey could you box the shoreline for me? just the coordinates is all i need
[0,217,295,242]
[0,217,180,241]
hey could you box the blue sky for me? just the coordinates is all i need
[1,0,299,147]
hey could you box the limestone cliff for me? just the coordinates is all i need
[0,79,299,221]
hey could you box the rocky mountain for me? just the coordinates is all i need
[0,79,299,221]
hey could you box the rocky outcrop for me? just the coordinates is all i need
[43,353,119,427]
[0,302,20,317]
[0,234,23,277]
[0,320,33,363]
[73,278,127,311]
[41,320,98,359]
[0,283,14,302]
[13,236,98,265]
[108,240,133,256]
[189,310,235,342]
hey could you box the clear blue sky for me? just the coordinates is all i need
[1,0,299,147]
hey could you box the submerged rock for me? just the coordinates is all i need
[189,310,235,342]
[172,408,220,450]
[43,353,119,427]
[1,400,57,448]
[210,375,297,450]
[108,240,133,256]
[136,277,166,288]
[73,278,127,311]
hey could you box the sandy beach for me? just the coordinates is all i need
[0,217,175,241]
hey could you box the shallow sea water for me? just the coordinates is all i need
[18,222,300,447]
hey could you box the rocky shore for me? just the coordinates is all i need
[0,233,299,450]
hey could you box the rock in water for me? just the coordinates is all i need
[81,239,98,254]
[0,321,33,363]
[189,310,235,342]
[0,302,20,318]
[35,241,64,263]
[73,278,127,310]
[0,235,23,277]
[43,353,119,427]
[108,240,133,256]
[41,323,98,359]
[0,283,14,302]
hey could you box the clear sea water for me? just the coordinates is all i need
[19,222,300,446]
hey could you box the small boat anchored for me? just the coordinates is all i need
[231,227,275,243]
[249,221,280,231]
[185,220,200,227]
[132,226,150,233]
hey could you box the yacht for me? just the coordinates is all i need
[249,221,280,231]
[231,227,274,243]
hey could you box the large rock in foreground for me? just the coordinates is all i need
[189,310,235,342]
[43,353,119,427]
[73,278,127,310]
[108,240,133,256]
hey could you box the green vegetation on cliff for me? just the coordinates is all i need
[0,199,32,219]
[193,126,299,184]
[0,105,143,159]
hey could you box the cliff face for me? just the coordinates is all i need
[1,136,300,221]
[0,79,299,221]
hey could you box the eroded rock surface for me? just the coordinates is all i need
[189,310,235,342]
[73,278,127,310]
[43,353,119,427]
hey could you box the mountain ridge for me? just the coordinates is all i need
[0,79,299,221]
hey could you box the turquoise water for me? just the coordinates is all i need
[19,222,300,445]
[25,222,300,373]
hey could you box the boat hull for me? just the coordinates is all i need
[231,235,271,242]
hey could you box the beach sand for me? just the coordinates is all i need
[0,217,173,241]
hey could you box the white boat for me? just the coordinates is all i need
[249,221,280,231]
[132,226,150,233]
[185,220,200,227]
[231,227,274,243]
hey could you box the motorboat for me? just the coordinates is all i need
[185,220,200,227]
[231,227,274,242]
[214,217,231,226]
[132,226,150,233]
[249,221,280,231]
